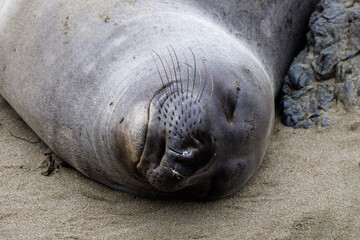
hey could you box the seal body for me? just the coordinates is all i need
[0,0,318,199]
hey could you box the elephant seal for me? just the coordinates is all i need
[0,0,318,200]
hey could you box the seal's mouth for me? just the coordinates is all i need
[137,137,216,194]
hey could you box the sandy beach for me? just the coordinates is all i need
[0,94,359,239]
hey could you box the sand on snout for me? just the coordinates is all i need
[0,94,359,239]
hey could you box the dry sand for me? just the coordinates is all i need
[0,94,359,239]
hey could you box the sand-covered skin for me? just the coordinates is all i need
[0,94,359,239]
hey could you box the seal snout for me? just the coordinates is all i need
[137,89,215,192]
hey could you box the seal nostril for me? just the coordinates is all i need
[182,151,190,157]
[168,147,190,157]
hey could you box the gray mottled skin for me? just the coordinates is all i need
[0,0,318,199]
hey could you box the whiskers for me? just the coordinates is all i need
[151,46,214,109]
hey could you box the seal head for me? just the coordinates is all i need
[137,48,274,199]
